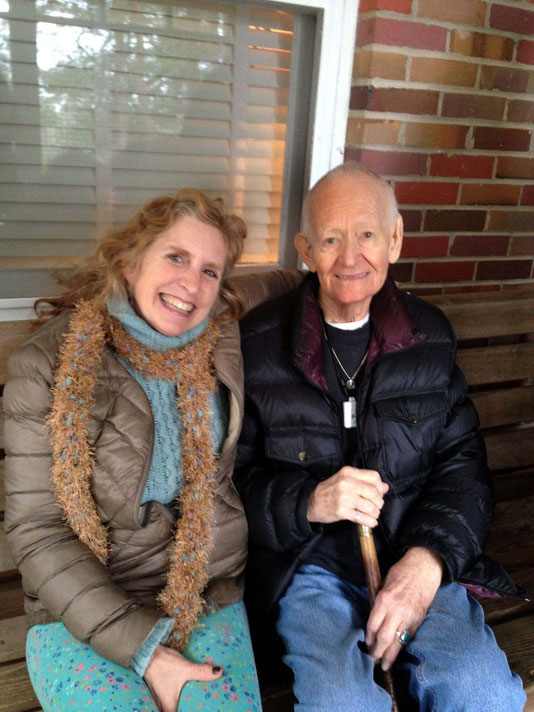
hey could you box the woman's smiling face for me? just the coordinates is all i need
[123,214,228,336]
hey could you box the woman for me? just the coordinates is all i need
[4,189,296,712]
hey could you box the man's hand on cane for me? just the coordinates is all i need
[366,547,444,671]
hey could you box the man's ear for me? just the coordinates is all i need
[294,232,316,272]
[388,215,403,265]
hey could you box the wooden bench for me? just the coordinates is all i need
[1,287,534,712]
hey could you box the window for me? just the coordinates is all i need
[0,0,357,315]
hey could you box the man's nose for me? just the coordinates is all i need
[339,237,359,264]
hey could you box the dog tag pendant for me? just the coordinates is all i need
[343,397,357,429]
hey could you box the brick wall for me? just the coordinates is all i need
[346,0,534,294]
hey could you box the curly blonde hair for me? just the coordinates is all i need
[36,189,247,321]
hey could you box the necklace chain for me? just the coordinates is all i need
[322,324,369,391]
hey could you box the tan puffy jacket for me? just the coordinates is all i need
[4,271,300,668]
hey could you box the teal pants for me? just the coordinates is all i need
[26,601,261,712]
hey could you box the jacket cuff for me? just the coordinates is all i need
[89,604,165,669]
[296,479,323,539]
[131,617,174,677]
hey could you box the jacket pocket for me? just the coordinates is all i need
[373,392,449,485]
[265,425,339,467]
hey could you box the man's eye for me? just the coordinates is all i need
[169,253,183,263]
[323,237,336,246]
[363,231,374,238]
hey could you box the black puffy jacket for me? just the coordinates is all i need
[235,274,527,614]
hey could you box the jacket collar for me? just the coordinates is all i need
[292,273,426,389]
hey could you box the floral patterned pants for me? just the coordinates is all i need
[26,601,261,712]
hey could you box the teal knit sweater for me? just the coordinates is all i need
[106,297,228,676]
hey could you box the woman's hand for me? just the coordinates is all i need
[365,547,443,671]
[144,645,222,712]
[307,466,389,527]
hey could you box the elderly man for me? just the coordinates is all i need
[234,162,526,711]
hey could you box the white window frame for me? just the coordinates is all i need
[0,0,358,321]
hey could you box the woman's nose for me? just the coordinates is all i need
[179,266,201,293]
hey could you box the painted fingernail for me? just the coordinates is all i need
[212,666,222,674]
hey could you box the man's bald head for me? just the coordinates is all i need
[302,161,400,240]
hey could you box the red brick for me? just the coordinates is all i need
[473,127,532,152]
[415,261,475,282]
[508,99,534,124]
[410,58,477,87]
[409,286,444,296]
[460,183,520,206]
[356,17,447,51]
[476,259,532,280]
[487,210,534,231]
[353,50,408,81]
[442,93,505,121]
[496,157,534,179]
[345,148,427,175]
[490,4,534,35]
[509,235,534,255]
[424,210,486,231]
[517,40,534,66]
[359,0,413,12]
[450,234,509,256]
[449,31,514,61]
[430,154,494,179]
[444,284,501,294]
[402,235,449,258]
[346,118,402,146]
[404,123,469,149]
[389,261,414,282]
[400,209,423,231]
[521,186,534,206]
[417,0,486,26]
[350,86,440,115]
[395,181,459,205]
[480,66,530,94]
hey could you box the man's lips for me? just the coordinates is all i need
[335,271,369,280]
[160,293,194,313]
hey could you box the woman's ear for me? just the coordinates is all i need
[294,232,317,272]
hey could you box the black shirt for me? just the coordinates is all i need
[304,319,394,586]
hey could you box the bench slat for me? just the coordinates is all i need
[0,615,27,663]
[457,343,534,386]
[471,386,534,429]
[485,494,534,571]
[0,523,16,576]
[481,566,534,624]
[492,614,534,700]
[0,660,39,712]
[428,292,534,340]
[485,430,534,472]
[0,579,25,618]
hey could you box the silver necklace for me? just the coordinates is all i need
[322,324,369,391]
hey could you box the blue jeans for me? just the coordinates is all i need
[276,565,526,712]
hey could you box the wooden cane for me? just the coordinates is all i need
[358,523,400,712]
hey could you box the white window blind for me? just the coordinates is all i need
[0,0,297,296]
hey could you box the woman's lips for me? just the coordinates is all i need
[160,293,194,313]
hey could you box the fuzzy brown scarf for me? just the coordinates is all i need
[48,298,221,649]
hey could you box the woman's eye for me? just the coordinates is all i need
[169,253,183,263]
[204,269,218,279]
[363,231,374,239]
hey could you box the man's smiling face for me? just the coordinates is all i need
[295,172,403,322]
